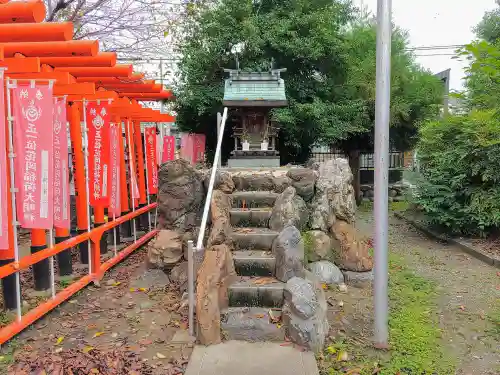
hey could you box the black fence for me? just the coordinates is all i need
[310,151,405,184]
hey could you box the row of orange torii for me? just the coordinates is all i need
[0,0,202,343]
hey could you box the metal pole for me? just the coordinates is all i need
[216,112,222,169]
[373,0,391,348]
[187,240,195,337]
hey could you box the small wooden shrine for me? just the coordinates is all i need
[223,68,287,167]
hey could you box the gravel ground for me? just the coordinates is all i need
[356,210,500,375]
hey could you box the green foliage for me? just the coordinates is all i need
[173,1,443,163]
[457,41,500,112]
[474,0,500,44]
[415,110,500,236]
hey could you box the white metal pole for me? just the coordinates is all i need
[112,213,117,256]
[374,0,392,348]
[48,229,56,298]
[82,100,92,274]
[6,79,23,321]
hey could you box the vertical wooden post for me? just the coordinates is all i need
[117,118,132,239]
[67,102,90,263]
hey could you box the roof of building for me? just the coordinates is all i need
[223,69,288,107]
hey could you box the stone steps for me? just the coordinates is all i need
[230,191,279,209]
[231,228,279,251]
[221,307,285,342]
[233,250,275,277]
[228,276,284,308]
[230,208,272,228]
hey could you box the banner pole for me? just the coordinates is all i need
[143,128,152,232]
[82,100,92,275]
[48,229,56,299]
[126,120,137,242]
[6,80,23,320]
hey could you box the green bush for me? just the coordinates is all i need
[416,110,500,236]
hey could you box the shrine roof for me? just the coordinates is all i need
[223,69,287,107]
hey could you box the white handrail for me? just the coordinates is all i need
[187,107,228,337]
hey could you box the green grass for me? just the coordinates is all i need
[358,200,409,213]
[486,302,500,339]
[320,254,456,375]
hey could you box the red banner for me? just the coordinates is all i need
[12,83,54,229]
[180,133,193,163]
[194,133,206,163]
[126,121,140,200]
[144,127,158,194]
[109,122,121,217]
[0,70,9,248]
[53,98,70,229]
[86,101,111,207]
[162,135,175,163]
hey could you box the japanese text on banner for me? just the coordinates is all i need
[0,70,9,249]
[53,98,70,229]
[162,135,175,163]
[12,83,54,229]
[85,101,111,207]
[109,123,121,217]
[145,127,158,194]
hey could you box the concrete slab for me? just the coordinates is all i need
[184,341,319,375]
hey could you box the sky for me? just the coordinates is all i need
[357,0,498,91]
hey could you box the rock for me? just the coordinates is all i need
[204,169,235,194]
[309,261,344,285]
[365,189,374,198]
[286,168,317,201]
[304,230,332,262]
[170,261,188,292]
[273,174,293,194]
[207,190,233,247]
[272,226,305,282]
[232,171,275,191]
[305,159,320,171]
[158,159,204,232]
[343,270,374,288]
[284,277,318,319]
[269,187,309,231]
[147,230,183,270]
[283,273,329,353]
[130,269,170,290]
[310,159,356,232]
[330,220,373,272]
[388,189,398,197]
[196,244,237,345]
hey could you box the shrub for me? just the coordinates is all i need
[415,110,500,236]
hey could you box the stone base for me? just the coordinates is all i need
[228,157,280,168]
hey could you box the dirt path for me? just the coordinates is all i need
[354,209,500,375]
[1,248,193,374]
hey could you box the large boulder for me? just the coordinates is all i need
[272,226,305,282]
[272,170,293,193]
[196,244,237,345]
[286,168,318,202]
[204,169,235,194]
[283,275,330,353]
[330,220,373,271]
[269,187,309,231]
[304,230,333,262]
[207,190,233,248]
[310,159,356,232]
[158,159,204,233]
[147,230,183,270]
[309,261,344,285]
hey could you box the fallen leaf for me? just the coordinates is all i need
[83,346,94,353]
[253,277,275,285]
[90,369,99,374]
[139,339,153,346]
[326,346,336,354]
[459,305,465,311]
[255,314,265,319]
[56,336,65,345]
[138,287,147,292]
[111,332,118,338]
[337,350,349,361]
[112,282,122,286]
[130,288,137,292]
[321,283,328,290]
[156,353,166,359]
[93,331,105,338]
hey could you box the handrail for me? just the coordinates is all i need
[187,107,228,336]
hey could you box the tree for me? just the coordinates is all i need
[474,0,500,44]
[174,0,442,185]
[43,0,189,57]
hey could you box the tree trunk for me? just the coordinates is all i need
[348,150,362,206]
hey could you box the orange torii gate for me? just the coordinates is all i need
[0,0,175,343]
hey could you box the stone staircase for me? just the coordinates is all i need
[221,190,287,341]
